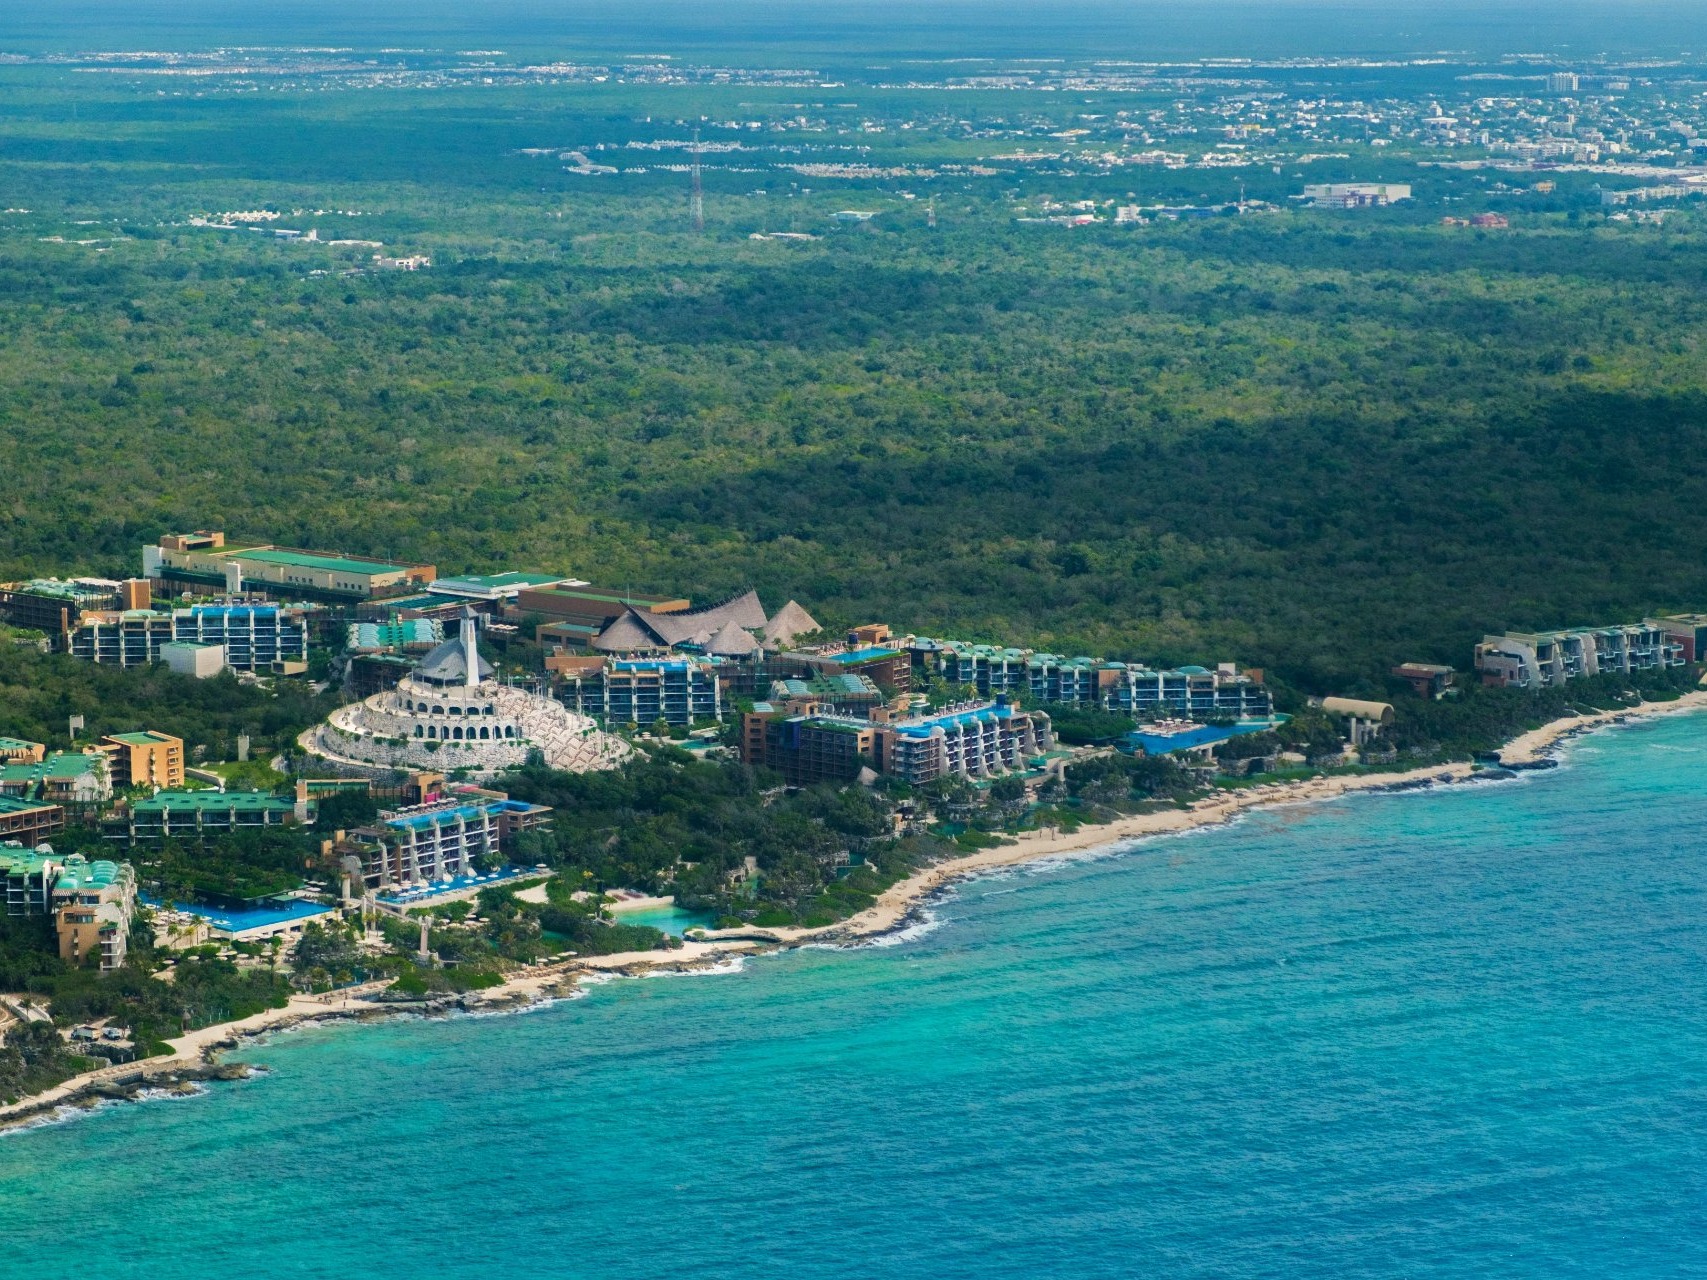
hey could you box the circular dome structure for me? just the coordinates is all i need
[307,607,627,778]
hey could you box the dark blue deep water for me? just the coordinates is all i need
[2,712,1705,1278]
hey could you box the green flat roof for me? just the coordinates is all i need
[56,858,124,891]
[0,737,42,751]
[4,753,100,783]
[0,851,55,873]
[234,548,411,576]
[434,572,565,590]
[133,789,295,813]
[0,796,56,816]
[528,586,680,605]
[108,731,172,747]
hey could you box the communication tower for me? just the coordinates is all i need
[690,128,705,233]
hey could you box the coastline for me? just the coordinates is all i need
[6,690,1703,1132]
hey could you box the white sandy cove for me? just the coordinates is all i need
[4,690,1702,1124]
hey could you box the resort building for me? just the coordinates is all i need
[1103,664,1273,720]
[1,847,65,915]
[904,637,1271,719]
[0,796,66,849]
[516,586,692,643]
[1656,614,1707,663]
[333,793,553,890]
[767,673,887,714]
[1391,663,1456,698]
[100,731,185,791]
[120,790,305,841]
[870,698,1054,786]
[781,635,910,695]
[0,577,149,646]
[744,710,880,787]
[588,590,817,656]
[0,848,136,969]
[53,854,137,972]
[347,617,442,654]
[144,530,434,605]
[69,602,312,673]
[426,572,585,607]
[0,751,112,807]
[0,738,45,766]
[556,656,723,727]
[309,607,628,778]
[744,696,1052,787]
[1475,622,1685,688]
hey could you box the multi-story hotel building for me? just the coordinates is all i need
[69,603,311,672]
[334,794,553,890]
[1475,622,1686,688]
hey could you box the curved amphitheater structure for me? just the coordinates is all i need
[308,608,627,778]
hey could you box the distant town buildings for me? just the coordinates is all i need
[1301,182,1413,208]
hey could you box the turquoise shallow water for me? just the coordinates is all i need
[3,713,1706,1278]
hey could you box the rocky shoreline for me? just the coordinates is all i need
[5,693,1702,1133]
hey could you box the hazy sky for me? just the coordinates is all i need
[5,1,1706,62]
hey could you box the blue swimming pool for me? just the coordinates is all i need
[377,867,527,906]
[142,896,334,933]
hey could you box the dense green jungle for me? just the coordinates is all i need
[4,65,1706,690]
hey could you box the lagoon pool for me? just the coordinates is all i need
[607,903,716,936]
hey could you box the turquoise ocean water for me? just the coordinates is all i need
[2,713,1705,1278]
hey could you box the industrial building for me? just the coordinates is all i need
[144,530,434,604]
[1475,622,1686,688]
[69,602,311,672]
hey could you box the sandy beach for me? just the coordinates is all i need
[4,691,1701,1129]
